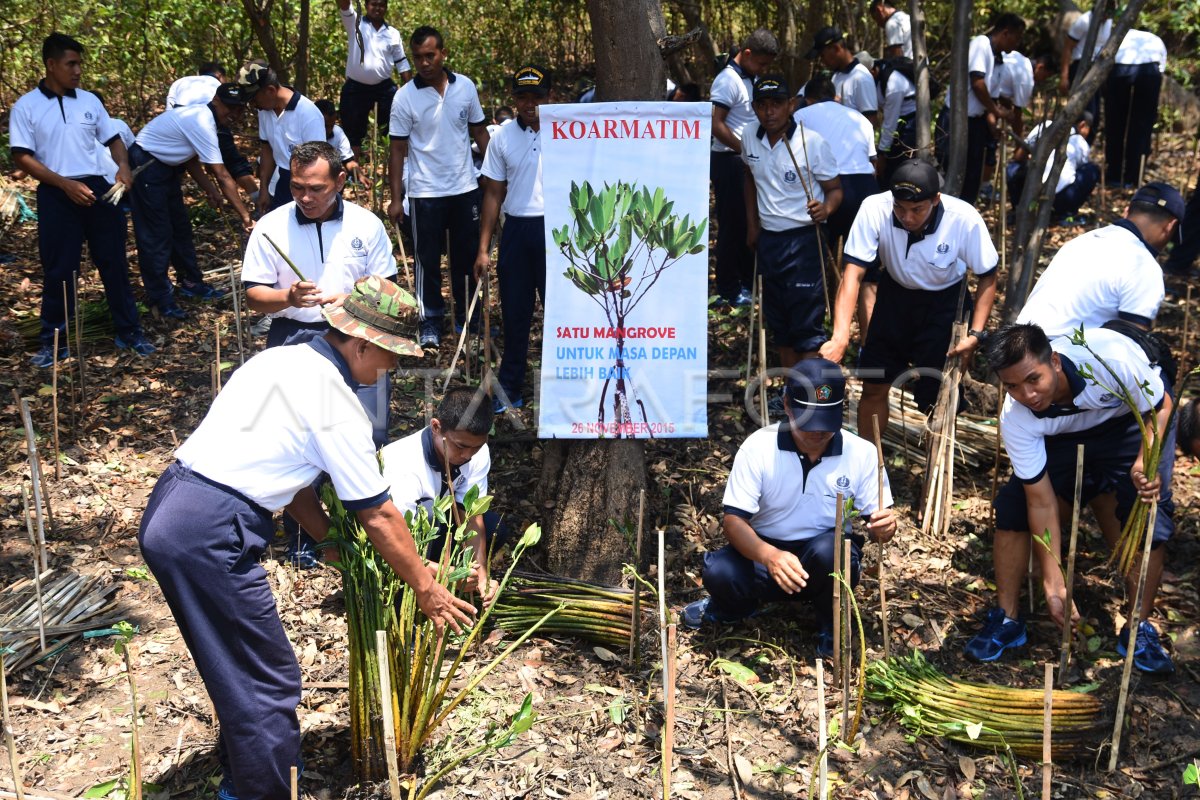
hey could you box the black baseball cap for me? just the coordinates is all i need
[214,83,251,106]
[784,358,846,432]
[891,159,940,202]
[236,62,270,94]
[805,26,844,59]
[1131,181,1185,242]
[753,75,791,101]
[512,65,550,96]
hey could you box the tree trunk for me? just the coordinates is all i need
[942,0,973,196]
[294,0,310,94]
[910,0,933,162]
[670,0,719,82]
[536,0,668,585]
[1004,0,1148,319]
[776,0,799,92]
[240,0,289,84]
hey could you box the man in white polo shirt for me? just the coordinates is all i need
[10,32,153,366]
[1006,112,1097,225]
[387,26,490,348]
[130,83,256,320]
[164,62,259,199]
[709,28,779,308]
[682,358,896,657]
[1104,28,1166,188]
[476,65,549,413]
[805,26,878,124]
[742,75,842,369]
[869,0,912,59]
[335,0,411,159]
[237,62,326,213]
[971,323,1174,674]
[876,57,919,184]
[820,159,998,437]
[1059,8,1111,134]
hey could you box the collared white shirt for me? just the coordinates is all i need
[741,121,838,231]
[258,91,326,169]
[166,75,220,108]
[380,426,490,523]
[9,82,122,180]
[1022,121,1090,194]
[97,118,135,184]
[944,35,995,118]
[389,71,485,198]
[710,59,755,154]
[723,425,892,543]
[1068,11,1112,62]
[1000,329,1163,482]
[832,61,878,115]
[1115,29,1167,71]
[480,117,543,217]
[329,124,355,163]
[994,51,1034,108]
[844,191,998,290]
[241,197,396,323]
[878,69,916,153]
[341,8,410,84]
[885,11,913,58]
[794,99,876,176]
[135,104,223,166]
[176,338,391,512]
[1016,220,1164,338]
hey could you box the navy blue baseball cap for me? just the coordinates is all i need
[753,75,791,101]
[784,358,846,432]
[1131,181,1185,243]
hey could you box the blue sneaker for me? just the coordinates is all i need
[733,287,754,307]
[963,607,1027,662]
[217,777,238,800]
[30,344,70,368]
[681,596,754,630]
[1117,621,1175,675]
[178,280,226,300]
[493,395,524,414]
[816,622,834,660]
[157,302,189,321]
[114,332,156,356]
[418,320,440,348]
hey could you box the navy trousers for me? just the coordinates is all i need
[272,168,293,213]
[935,109,992,205]
[1104,63,1161,186]
[711,151,754,300]
[828,172,880,244]
[702,529,862,626]
[756,225,827,352]
[339,78,397,148]
[1165,172,1200,274]
[129,144,204,308]
[409,190,480,325]
[36,177,142,346]
[495,215,546,402]
[139,463,301,800]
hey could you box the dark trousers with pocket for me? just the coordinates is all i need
[935,108,992,205]
[757,225,828,353]
[272,168,293,212]
[1104,63,1161,186]
[36,177,142,346]
[409,190,481,325]
[702,529,862,627]
[496,215,546,402]
[139,463,301,800]
[711,151,755,299]
[339,78,397,148]
[129,145,203,308]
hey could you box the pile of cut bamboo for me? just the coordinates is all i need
[0,570,118,673]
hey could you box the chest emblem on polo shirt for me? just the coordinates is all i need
[783,169,797,183]
[351,237,364,250]
[83,110,94,121]
[1098,392,1115,403]
[836,475,851,491]
[936,242,950,254]
[459,108,468,121]
[816,385,832,401]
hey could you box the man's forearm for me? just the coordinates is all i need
[13,153,66,190]
[388,139,407,200]
[477,184,503,255]
[109,139,131,172]
[360,501,435,592]
[212,166,252,219]
[830,265,865,344]
[970,272,998,331]
[285,486,332,541]
[723,514,774,564]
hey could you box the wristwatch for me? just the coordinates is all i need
[968,329,989,342]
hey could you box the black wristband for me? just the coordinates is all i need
[968,329,989,342]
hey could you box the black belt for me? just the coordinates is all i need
[172,462,272,519]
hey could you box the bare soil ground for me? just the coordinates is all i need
[2,129,1199,800]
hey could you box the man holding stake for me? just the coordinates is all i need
[968,323,1174,674]
[139,276,474,800]
[335,0,411,158]
[682,359,895,658]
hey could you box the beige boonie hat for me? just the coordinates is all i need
[324,276,424,357]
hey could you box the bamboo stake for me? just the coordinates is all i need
[228,260,246,365]
[832,492,844,676]
[816,658,828,800]
[871,415,890,658]
[657,529,667,673]
[663,622,677,800]
[1043,662,1053,800]
[290,765,298,800]
[990,383,1004,529]
[1138,153,1146,188]
[121,641,142,800]
[744,258,758,381]
[441,280,485,393]
[1181,285,1193,377]
[73,272,84,404]
[18,398,49,573]
[720,678,740,800]
[462,276,472,382]
[392,222,414,295]
[1108,502,1159,771]
[999,134,1008,272]
[1059,444,1085,684]
[757,275,768,423]
[0,643,25,800]
[375,630,401,800]
[482,271,493,396]
[20,487,45,654]
[630,489,645,664]
[841,537,852,740]
[782,122,832,319]
[50,329,60,481]
[213,322,222,395]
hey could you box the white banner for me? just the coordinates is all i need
[537,102,710,439]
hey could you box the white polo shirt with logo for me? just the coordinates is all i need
[97,119,135,184]
[944,35,995,118]
[709,59,755,154]
[885,11,913,58]
[135,104,223,166]
[480,117,543,217]
[794,99,876,175]
[166,74,220,108]
[1115,29,1166,71]
[999,329,1163,482]
[1068,11,1112,61]
[844,192,998,290]
[258,91,326,170]
[380,426,490,523]
[994,51,1034,109]
[723,425,892,543]
[1016,220,1164,338]
[241,197,396,323]
[329,124,355,163]
[389,71,486,198]
[341,9,410,84]
[878,69,916,153]
[9,82,122,180]
[832,62,879,116]
[1021,121,1090,195]
[741,122,838,231]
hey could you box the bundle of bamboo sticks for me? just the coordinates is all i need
[0,570,118,673]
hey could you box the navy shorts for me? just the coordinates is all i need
[756,225,827,352]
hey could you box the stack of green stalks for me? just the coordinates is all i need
[492,572,651,649]
[15,301,147,346]
[865,651,1106,759]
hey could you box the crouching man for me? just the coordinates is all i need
[682,359,896,657]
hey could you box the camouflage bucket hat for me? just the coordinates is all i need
[324,276,424,357]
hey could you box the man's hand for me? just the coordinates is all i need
[388,197,405,225]
[1045,589,1080,631]
[316,291,349,308]
[947,333,981,359]
[467,563,498,607]
[287,280,323,308]
[1058,74,1071,95]
[807,198,830,224]
[818,336,849,365]
[62,179,96,206]
[413,579,477,634]
[205,186,223,208]
[1130,461,1162,502]
[258,190,272,214]
[763,546,808,594]
[474,250,491,282]
[241,213,255,233]
[115,164,133,190]
[866,508,897,544]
